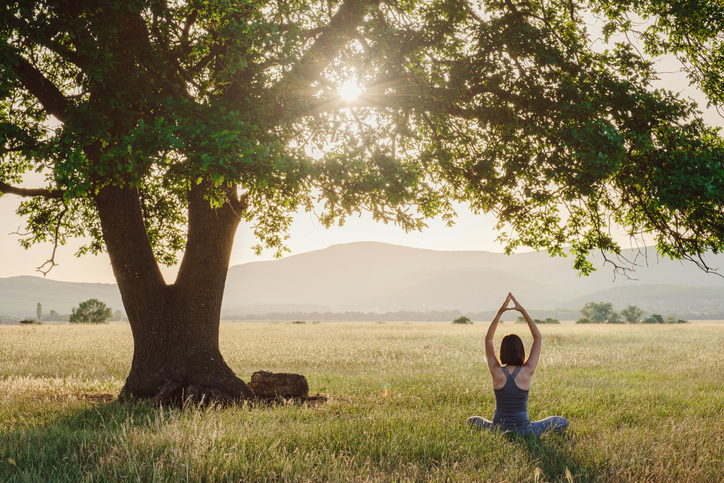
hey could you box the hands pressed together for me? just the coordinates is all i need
[499,292,524,313]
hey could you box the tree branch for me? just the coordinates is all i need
[272,0,378,103]
[5,48,70,122]
[287,82,514,119]
[0,181,64,199]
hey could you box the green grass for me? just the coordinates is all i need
[1,321,723,482]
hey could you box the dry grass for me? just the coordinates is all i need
[1,321,724,481]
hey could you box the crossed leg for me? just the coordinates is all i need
[527,416,569,436]
[466,415,568,436]
[466,416,494,430]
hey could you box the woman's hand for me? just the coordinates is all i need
[498,293,513,313]
[509,293,524,312]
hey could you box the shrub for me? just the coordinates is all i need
[291,320,306,324]
[664,316,678,324]
[69,299,112,324]
[643,314,664,324]
[677,319,689,324]
[452,316,472,324]
[19,318,38,325]
[515,316,525,323]
[535,318,560,324]
[576,317,594,324]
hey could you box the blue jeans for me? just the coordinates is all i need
[466,415,569,437]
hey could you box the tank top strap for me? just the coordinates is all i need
[502,366,521,380]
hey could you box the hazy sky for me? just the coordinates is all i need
[2,22,722,284]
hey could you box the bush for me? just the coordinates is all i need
[19,318,38,325]
[538,318,560,324]
[515,316,525,323]
[642,314,664,324]
[69,299,113,324]
[452,316,472,324]
[677,319,689,324]
[664,316,678,324]
[576,317,594,324]
[291,320,306,324]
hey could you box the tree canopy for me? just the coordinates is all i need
[69,298,113,323]
[2,0,724,275]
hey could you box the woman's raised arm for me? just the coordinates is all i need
[510,293,542,372]
[485,293,512,372]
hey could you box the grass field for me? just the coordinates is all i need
[1,321,723,482]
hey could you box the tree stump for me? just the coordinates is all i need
[248,371,309,399]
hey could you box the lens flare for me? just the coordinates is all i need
[338,83,362,101]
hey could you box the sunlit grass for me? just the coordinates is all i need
[1,322,724,481]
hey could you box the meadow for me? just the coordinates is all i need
[1,321,723,482]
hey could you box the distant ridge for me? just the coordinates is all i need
[222,242,724,317]
[0,276,122,318]
[2,242,723,318]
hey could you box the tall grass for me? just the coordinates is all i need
[1,322,723,481]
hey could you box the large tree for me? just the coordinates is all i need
[2,0,724,404]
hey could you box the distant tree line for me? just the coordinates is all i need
[576,302,688,324]
[223,310,471,322]
[516,316,560,324]
[222,304,696,324]
[5,300,127,325]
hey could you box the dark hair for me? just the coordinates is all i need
[499,334,525,366]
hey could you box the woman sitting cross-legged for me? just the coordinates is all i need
[467,293,568,437]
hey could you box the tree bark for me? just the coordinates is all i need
[95,183,255,405]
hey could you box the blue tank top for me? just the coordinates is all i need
[493,366,530,426]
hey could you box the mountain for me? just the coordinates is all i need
[222,242,724,316]
[2,242,723,319]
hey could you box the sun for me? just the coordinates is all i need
[338,82,362,101]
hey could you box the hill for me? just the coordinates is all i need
[0,276,122,319]
[222,242,724,317]
[2,242,723,319]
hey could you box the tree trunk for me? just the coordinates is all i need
[95,183,254,405]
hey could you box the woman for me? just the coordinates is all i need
[467,293,568,436]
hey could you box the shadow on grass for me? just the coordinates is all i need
[0,398,159,482]
[1,391,330,481]
[507,430,600,482]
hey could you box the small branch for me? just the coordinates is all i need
[36,206,68,276]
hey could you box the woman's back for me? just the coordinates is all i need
[493,366,530,425]
[491,364,534,391]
